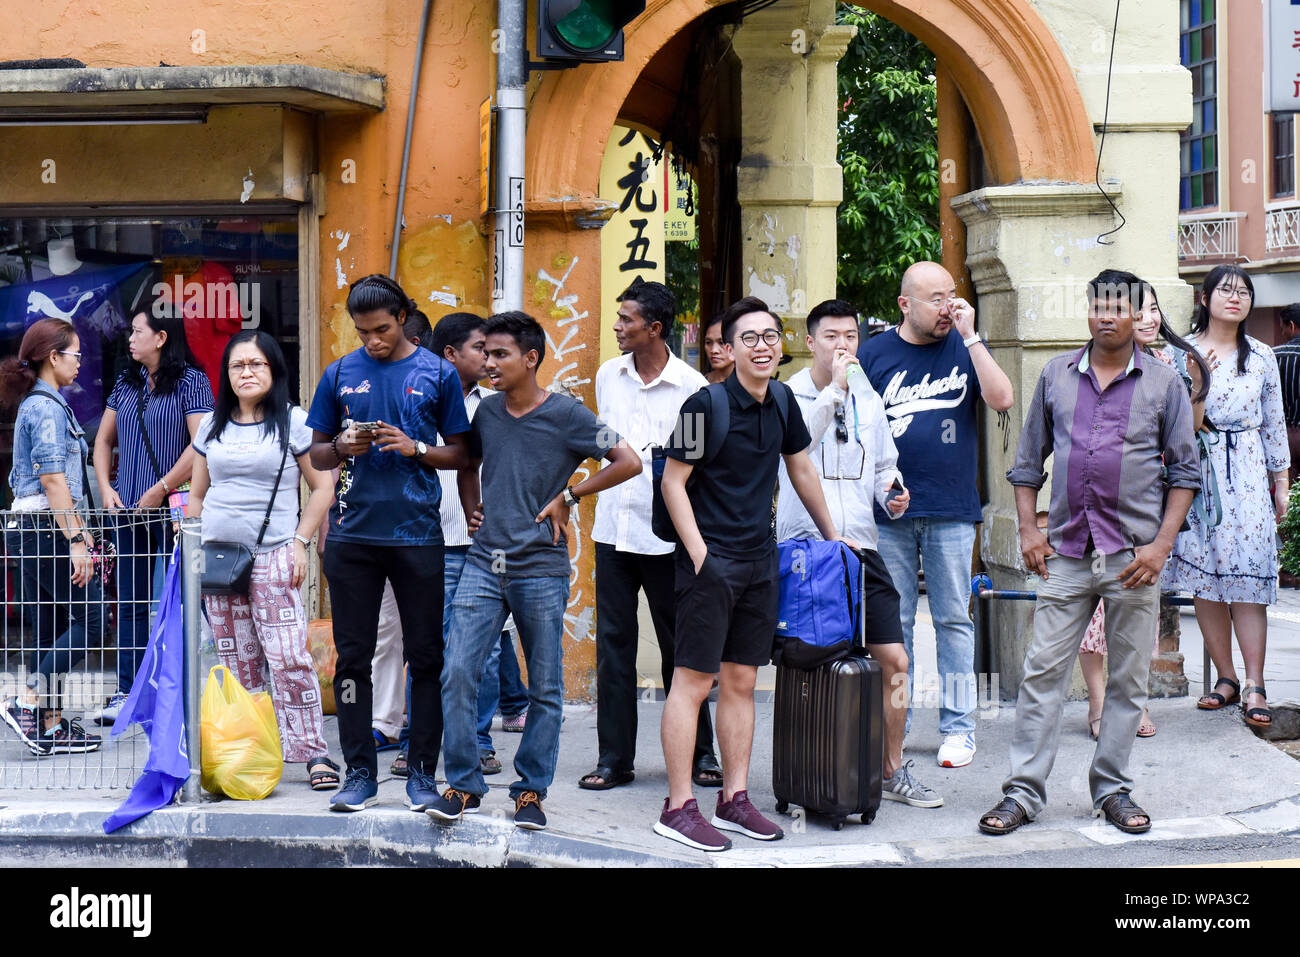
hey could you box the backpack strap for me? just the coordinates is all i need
[770,379,791,434]
[700,382,730,467]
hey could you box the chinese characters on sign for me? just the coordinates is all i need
[1267,0,1300,111]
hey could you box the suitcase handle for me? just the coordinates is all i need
[848,544,870,653]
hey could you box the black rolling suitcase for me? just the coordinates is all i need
[772,549,884,830]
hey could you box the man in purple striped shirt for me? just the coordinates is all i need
[978,270,1199,837]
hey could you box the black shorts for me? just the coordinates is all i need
[859,546,904,645]
[673,547,779,674]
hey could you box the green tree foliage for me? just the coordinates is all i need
[1278,484,1300,577]
[835,6,940,321]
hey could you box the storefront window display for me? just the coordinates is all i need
[0,215,299,507]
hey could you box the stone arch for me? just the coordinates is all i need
[525,0,1096,209]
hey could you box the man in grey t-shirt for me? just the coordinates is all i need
[429,312,641,831]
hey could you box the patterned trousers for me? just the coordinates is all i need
[204,542,328,763]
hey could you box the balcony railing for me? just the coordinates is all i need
[1266,204,1300,252]
[1178,212,1242,261]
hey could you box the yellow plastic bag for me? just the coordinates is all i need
[200,665,283,800]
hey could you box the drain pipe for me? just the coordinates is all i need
[494,0,527,310]
[389,0,436,278]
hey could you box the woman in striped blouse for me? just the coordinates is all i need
[91,306,213,722]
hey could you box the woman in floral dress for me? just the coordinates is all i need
[1162,265,1288,730]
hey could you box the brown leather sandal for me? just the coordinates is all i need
[1197,677,1240,710]
[978,797,1029,835]
[1098,793,1151,833]
[1243,681,1272,728]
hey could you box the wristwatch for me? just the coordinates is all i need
[294,534,311,547]
[562,486,581,508]
[68,532,88,546]
[963,332,983,348]
[412,440,428,459]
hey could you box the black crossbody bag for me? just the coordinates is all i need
[200,437,290,596]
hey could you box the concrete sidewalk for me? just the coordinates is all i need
[0,596,1296,867]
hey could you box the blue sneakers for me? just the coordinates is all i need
[330,767,378,812]
[405,762,440,811]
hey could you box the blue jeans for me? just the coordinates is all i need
[441,560,568,799]
[875,517,977,736]
[477,628,530,754]
[112,514,170,696]
[8,517,106,703]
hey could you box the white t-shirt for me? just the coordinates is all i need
[193,406,312,548]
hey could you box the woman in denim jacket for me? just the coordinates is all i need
[0,318,104,755]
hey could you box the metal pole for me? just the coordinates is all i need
[388,0,436,278]
[493,0,527,311]
[180,517,203,803]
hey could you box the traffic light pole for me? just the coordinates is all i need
[494,0,527,312]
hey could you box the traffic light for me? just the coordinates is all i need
[536,1,646,63]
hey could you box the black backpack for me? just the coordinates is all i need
[649,380,790,544]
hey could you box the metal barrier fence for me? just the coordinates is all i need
[971,574,1211,696]
[0,507,198,790]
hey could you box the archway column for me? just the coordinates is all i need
[732,0,855,362]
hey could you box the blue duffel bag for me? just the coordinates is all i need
[773,539,861,670]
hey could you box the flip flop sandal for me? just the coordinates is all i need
[1197,676,1240,710]
[978,797,1029,835]
[1136,713,1157,738]
[1098,793,1152,834]
[692,755,724,788]
[480,753,503,775]
[308,756,341,791]
[1243,682,1272,729]
[578,766,635,790]
[372,729,400,752]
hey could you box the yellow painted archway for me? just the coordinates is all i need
[526,0,1096,209]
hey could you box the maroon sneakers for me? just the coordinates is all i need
[654,798,732,851]
[712,790,784,841]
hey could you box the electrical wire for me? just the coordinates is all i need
[1096,0,1126,244]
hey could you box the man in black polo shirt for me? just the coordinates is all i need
[654,297,858,852]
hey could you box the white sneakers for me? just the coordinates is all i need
[937,733,977,768]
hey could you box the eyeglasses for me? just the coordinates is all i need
[833,406,850,444]
[906,295,955,309]
[228,359,270,374]
[57,350,82,361]
[736,329,782,348]
[1214,285,1252,301]
[821,399,864,480]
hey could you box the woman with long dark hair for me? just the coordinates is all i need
[1162,265,1289,730]
[91,305,213,723]
[0,318,104,754]
[187,330,338,788]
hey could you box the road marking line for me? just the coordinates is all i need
[1078,814,1250,846]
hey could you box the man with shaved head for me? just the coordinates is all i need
[857,261,1014,769]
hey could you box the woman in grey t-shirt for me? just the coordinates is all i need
[187,331,338,790]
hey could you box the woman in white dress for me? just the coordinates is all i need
[1162,265,1289,730]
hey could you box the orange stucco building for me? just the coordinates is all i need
[0,0,1188,698]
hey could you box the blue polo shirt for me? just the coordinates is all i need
[307,346,471,546]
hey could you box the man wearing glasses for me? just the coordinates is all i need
[858,261,1014,769]
[776,298,942,810]
[654,296,857,851]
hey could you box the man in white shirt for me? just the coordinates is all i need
[579,280,720,791]
[776,298,942,809]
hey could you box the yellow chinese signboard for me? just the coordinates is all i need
[599,125,667,365]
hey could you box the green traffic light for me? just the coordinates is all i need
[554,0,619,53]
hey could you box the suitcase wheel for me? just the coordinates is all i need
[861,809,876,826]
[775,800,789,816]
[831,818,845,831]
